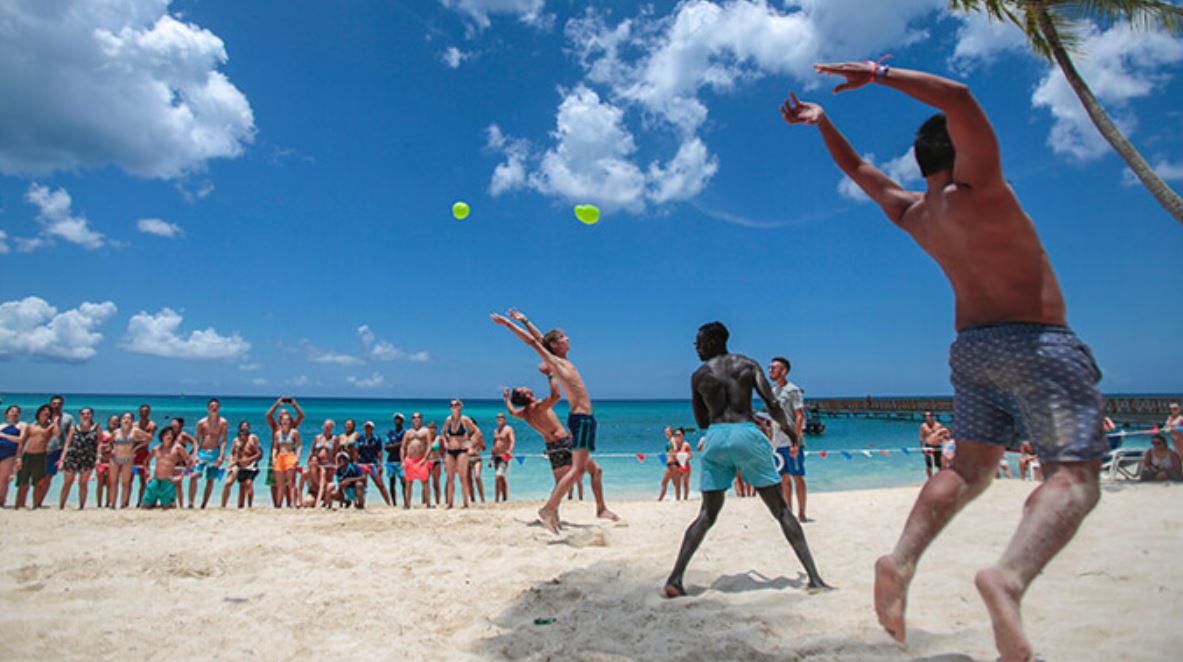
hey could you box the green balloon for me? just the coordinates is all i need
[452,201,470,220]
[574,204,600,225]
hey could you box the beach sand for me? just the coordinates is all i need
[1,480,1179,661]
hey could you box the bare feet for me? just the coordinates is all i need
[662,581,685,598]
[538,507,561,534]
[975,566,1033,662]
[596,508,620,521]
[874,554,911,643]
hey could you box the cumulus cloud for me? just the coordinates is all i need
[1122,159,1183,187]
[1031,24,1183,161]
[490,0,943,212]
[440,0,547,30]
[123,308,250,360]
[346,372,385,389]
[0,296,118,362]
[948,11,1030,72]
[137,218,183,238]
[0,230,8,254]
[442,46,469,68]
[0,0,255,179]
[18,184,105,250]
[837,147,922,201]
[357,325,430,362]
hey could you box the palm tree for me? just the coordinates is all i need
[949,1,1183,225]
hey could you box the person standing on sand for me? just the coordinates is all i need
[58,406,101,509]
[15,405,58,510]
[358,421,393,506]
[920,411,945,478]
[223,421,262,508]
[142,427,191,510]
[664,323,829,597]
[401,413,433,508]
[37,395,73,508]
[385,413,406,506]
[132,404,157,507]
[266,397,305,508]
[491,412,515,503]
[0,405,27,507]
[785,62,1108,662]
[191,399,228,509]
[442,400,475,509]
[503,379,583,502]
[1164,402,1183,459]
[491,309,619,534]
[466,418,487,504]
[769,357,809,521]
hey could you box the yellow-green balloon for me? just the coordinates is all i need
[452,201,470,220]
[574,204,600,225]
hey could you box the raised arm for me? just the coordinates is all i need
[540,375,562,408]
[491,314,560,370]
[753,363,798,446]
[813,62,1001,189]
[290,399,305,428]
[783,93,918,224]
[266,398,281,431]
[507,308,546,344]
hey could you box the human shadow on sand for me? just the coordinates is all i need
[471,561,907,661]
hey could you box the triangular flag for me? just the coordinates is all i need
[636,453,646,463]
[516,456,525,465]
[1151,425,1160,435]
[880,450,891,457]
[659,453,668,465]
[841,451,852,460]
[861,450,872,458]
[818,451,828,459]
[899,447,910,455]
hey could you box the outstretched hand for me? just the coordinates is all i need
[781,92,823,126]
[507,308,527,323]
[814,61,876,93]
[490,313,511,327]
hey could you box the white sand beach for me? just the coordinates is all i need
[1,480,1179,661]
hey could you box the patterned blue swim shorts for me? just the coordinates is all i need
[950,323,1107,463]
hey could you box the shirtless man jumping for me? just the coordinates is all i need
[191,398,228,509]
[785,62,1108,662]
[664,322,828,598]
[493,308,618,533]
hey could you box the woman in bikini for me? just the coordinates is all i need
[0,405,26,507]
[58,406,101,509]
[442,400,474,508]
[337,419,359,462]
[96,415,118,507]
[674,429,693,500]
[427,422,444,504]
[266,396,305,508]
[658,426,682,502]
[312,420,338,507]
[110,412,153,509]
[465,418,486,504]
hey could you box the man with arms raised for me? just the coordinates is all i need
[191,399,228,509]
[664,322,827,598]
[784,62,1107,662]
[493,309,618,533]
[502,378,597,509]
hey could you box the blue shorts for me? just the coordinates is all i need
[950,323,1107,463]
[196,450,220,480]
[775,447,805,477]
[46,449,63,477]
[568,414,597,452]
[699,422,779,492]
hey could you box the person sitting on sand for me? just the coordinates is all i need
[1140,434,1182,482]
[491,412,515,503]
[664,322,829,597]
[401,413,434,509]
[786,62,1109,662]
[335,452,367,509]
[143,427,192,510]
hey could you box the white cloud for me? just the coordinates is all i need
[288,375,310,387]
[21,184,105,250]
[442,46,469,68]
[347,372,385,389]
[250,377,269,386]
[0,0,255,179]
[837,147,922,201]
[1122,160,1183,187]
[123,308,251,360]
[1031,23,1183,162]
[357,324,430,363]
[0,230,8,254]
[0,296,118,362]
[311,351,366,367]
[137,218,183,238]
[486,125,529,195]
[440,0,547,30]
[491,0,944,212]
[238,361,263,371]
[948,12,1030,72]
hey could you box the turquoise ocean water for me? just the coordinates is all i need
[2,394,1148,506]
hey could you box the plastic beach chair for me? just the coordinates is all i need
[1102,448,1145,481]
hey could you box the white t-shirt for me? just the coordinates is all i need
[771,381,805,449]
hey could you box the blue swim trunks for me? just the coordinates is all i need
[46,448,63,477]
[196,449,220,480]
[700,422,779,492]
[568,414,597,452]
[774,447,806,477]
[950,323,1107,463]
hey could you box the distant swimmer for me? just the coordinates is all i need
[493,309,618,533]
[663,322,828,598]
[785,62,1107,662]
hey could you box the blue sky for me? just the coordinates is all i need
[1,0,1181,399]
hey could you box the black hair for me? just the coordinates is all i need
[771,356,791,372]
[1152,433,1168,444]
[5,405,19,416]
[172,417,185,427]
[50,394,64,403]
[139,403,151,412]
[914,113,955,177]
[510,388,531,407]
[697,321,729,357]
[35,404,52,422]
[208,398,220,406]
[160,427,175,442]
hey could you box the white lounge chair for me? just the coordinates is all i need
[1102,448,1144,481]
